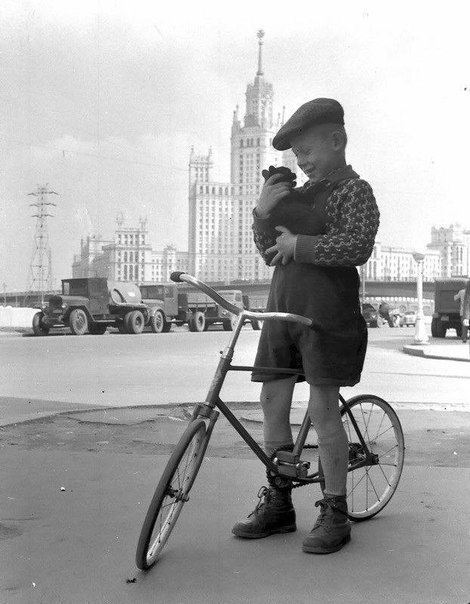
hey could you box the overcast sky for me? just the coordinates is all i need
[1,0,469,290]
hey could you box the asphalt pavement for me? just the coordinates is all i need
[1,447,469,604]
[1,325,469,603]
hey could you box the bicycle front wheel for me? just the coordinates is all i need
[136,419,207,570]
[341,395,405,521]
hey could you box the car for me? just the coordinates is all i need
[361,302,383,327]
[402,309,417,327]
[33,277,150,336]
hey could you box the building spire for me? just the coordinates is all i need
[256,29,265,76]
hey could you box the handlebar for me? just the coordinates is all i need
[170,272,313,328]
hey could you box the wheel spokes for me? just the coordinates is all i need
[342,398,404,518]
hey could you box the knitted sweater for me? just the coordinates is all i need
[252,167,380,268]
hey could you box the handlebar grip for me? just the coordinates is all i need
[170,271,186,283]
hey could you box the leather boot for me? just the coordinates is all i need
[302,494,351,554]
[232,482,296,539]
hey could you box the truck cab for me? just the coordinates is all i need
[431,278,468,338]
[139,283,187,332]
[33,278,149,336]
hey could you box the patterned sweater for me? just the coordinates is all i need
[252,167,380,268]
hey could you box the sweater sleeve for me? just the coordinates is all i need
[252,209,278,265]
[294,179,380,267]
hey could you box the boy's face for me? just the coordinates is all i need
[290,125,342,183]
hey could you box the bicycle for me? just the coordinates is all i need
[135,272,405,571]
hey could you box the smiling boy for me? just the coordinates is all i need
[232,98,380,554]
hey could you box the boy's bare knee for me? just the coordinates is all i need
[261,377,296,410]
[308,384,341,426]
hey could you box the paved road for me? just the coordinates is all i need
[1,326,469,418]
[1,325,470,603]
[2,450,469,604]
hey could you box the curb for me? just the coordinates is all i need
[4,396,470,429]
[240,400,470,425]
[0,400,260,428]
[402,345,470,363]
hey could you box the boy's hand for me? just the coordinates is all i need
[266,226,298,266]
[255,174,293,219]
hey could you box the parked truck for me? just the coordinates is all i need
[139,283,187,332]
[431,278,467,338]
[184,289,243,332]
[139,283,266,333]
[33,277,151,336]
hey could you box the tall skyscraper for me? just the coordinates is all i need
[188,31,304,283]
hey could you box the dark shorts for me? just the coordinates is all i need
[251,315,368,387]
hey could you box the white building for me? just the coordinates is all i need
[363,243,441,282]
[427,224,470,278]
[72,217,188,283]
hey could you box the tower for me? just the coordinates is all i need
[230,30,281,186]
[188,146,213,188]
[25,185,58,305]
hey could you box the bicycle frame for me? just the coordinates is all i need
[188,307,376,484]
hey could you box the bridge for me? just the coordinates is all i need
[3,280,435,309]
[179,279,435,309]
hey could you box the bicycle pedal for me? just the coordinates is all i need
[275,451,298,464]
[273,456,311,479]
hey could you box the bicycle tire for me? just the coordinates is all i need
[341,395,405,521]
[135,419,207,570]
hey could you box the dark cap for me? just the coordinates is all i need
[272,98,345,151]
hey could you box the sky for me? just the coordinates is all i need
[1,0,469,291]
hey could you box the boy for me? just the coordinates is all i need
[232,98,380,554]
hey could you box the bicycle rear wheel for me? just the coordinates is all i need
[136,419,207,570]
[341,395,404,521]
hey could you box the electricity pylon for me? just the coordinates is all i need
[24,185,59,306]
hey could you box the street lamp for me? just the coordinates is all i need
[412,251,429,345]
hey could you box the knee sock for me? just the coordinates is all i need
[264,440,294,458]
[316,423,349,497]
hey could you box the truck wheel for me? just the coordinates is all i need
[431,317,446,338]
[89,323,108,335]
[124,311,145,334]
[69,309,88,335]
[162,321,172,333]
[222,315,238,331]
[116,321,127,334]
[32,312,49,336]
[189,311,205,332]
[150,310,165,334]
[251,319,261,330]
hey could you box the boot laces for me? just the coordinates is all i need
[247,486,270,518]
[314,498,330,527]
[313,497,349,528]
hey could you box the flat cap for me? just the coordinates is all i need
[272,98,345,151]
